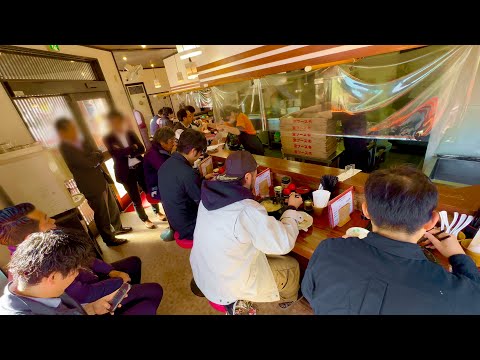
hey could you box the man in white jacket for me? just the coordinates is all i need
[190,151,303,309]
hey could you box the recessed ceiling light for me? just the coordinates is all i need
[122,56,127,61]
[150,64,154,68]
[141,45,146,48]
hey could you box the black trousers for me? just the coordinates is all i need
[239,132,265,156]
[87,186,122,244]
[121,162,159,222]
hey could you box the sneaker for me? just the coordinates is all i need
[278,291,304,310]
[160,227,175,242]
[227,300,257,315]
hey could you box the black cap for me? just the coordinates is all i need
[217,151,257,181]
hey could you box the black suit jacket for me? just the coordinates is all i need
[103,130,145,184]
[59,141,108,198]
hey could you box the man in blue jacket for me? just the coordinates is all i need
[302,165,480,315]
[157,129,212,242]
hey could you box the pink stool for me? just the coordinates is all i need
[145,193,160,205]
[174,231,193,249]
[208,301,227,313]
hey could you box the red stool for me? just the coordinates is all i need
[174,231,193,249]
[208,301,226,313]
[145,193,160,205]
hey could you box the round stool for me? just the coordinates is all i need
[174,231,193,249]
[208,301,226,313]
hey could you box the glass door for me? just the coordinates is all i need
[68,92,130,209]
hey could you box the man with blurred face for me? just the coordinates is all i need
[56,118,130,247]
[104,110,166,227]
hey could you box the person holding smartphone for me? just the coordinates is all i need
[0,230,163,315]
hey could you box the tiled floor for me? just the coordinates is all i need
[99,207,313,315]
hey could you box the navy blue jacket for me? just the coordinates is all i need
[157,152,202,240]
[143,142,171,199]
[302,232,480,315]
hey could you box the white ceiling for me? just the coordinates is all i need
[88,45,177,70]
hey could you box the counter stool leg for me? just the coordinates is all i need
[190,278,205,297]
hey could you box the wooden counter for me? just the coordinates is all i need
[211,149,480,265]
[211,149,480,215]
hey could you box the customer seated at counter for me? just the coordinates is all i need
[190,151,303,309]
[173,109,194,133]
[302,165,480,315]
[217,105,264,156]
[158,129,211,242]
[144,127,176,200]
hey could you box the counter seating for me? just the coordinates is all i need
[210,149,480,271]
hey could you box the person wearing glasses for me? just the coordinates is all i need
[157,129,213,243]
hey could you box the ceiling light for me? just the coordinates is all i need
[150,64,154,67]
[177,45,203,60]
[141,45,146,48]
[187,74,198,80]
[154,79,162,88]
[122,56,127,61]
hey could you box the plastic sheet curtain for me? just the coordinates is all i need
[209,45,480,163]
[211,79,266,130]
[280,46,480,144]
[172,89,213,110]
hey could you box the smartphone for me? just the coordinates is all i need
[109,283,131,312]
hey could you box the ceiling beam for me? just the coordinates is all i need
[86,46,177,52]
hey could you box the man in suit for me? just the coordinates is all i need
[0,230,162,315]
[103,110,166,229]
[55,118,130,247]
[0,203,163,311]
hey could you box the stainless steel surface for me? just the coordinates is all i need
[429,157,480,186]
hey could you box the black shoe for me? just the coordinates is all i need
[115,227,133,235]
[190,278,205,297]
[104,238,128,247]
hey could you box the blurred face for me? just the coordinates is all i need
[226,111,237,124]
[160,137,176,153]
[110,116,127,133]
[27,209,56,232]
[59,123,79,142]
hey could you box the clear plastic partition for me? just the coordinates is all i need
[211,79,265,130]
[172,89,213,112]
